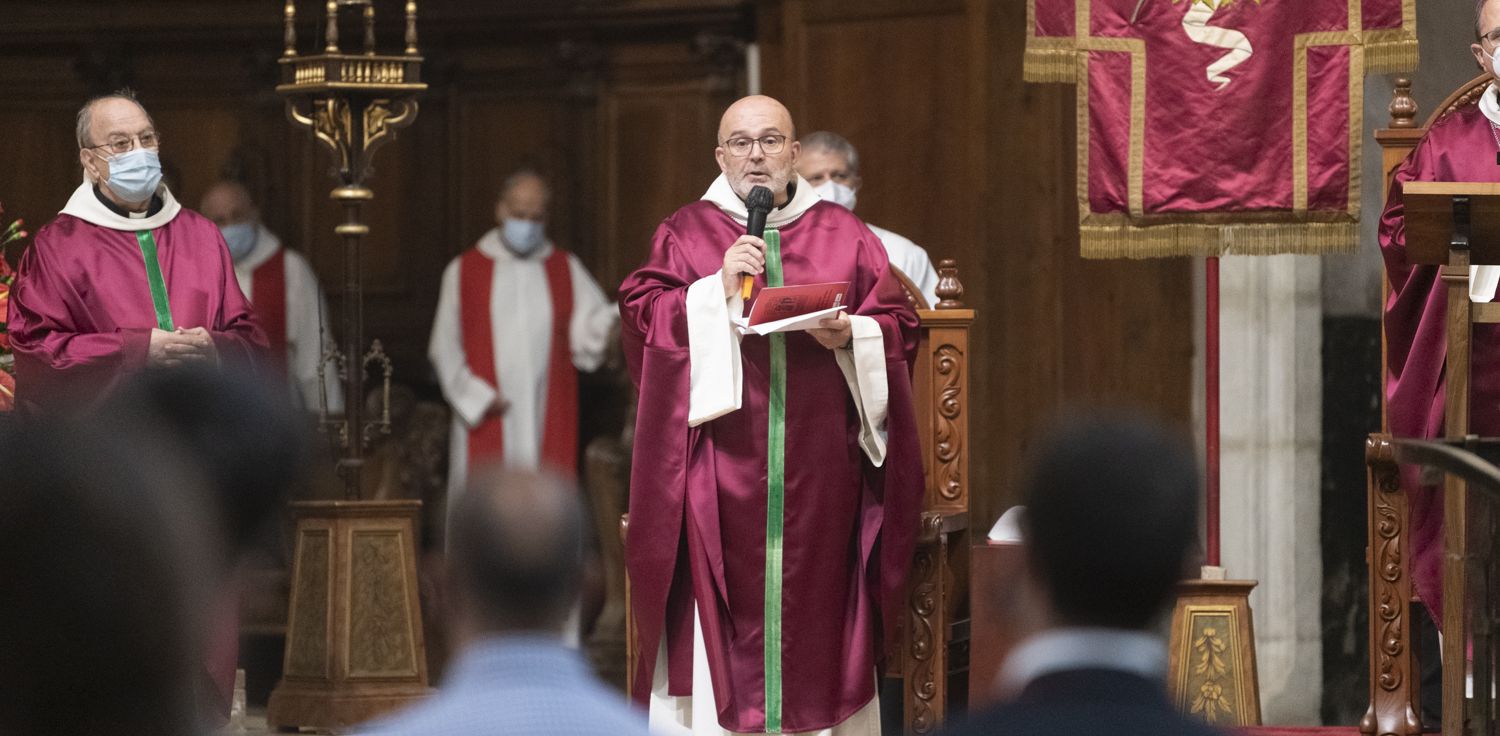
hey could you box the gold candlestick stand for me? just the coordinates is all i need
[266,2,432,730]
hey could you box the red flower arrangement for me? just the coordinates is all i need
[0,202,30,412]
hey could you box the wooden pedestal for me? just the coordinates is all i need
[1167,578,1262,727]
[267,500,432,732]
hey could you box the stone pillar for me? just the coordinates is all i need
[1196,254,1324,724]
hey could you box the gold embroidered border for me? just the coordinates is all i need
[1075,37,1148,221]
[1290,29,1362,212]
[1079,220,1358,259]
[1364,0,1419,74]
[1024,0,1077,82]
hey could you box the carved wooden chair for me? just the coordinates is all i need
[1365,74,1491,736]
[606,261,976,733]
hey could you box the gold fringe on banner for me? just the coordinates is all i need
[1079,221,1359,259]
[1023,46,1076,83]
[1364,36,1419,74]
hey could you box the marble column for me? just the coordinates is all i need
[1195,254,1324,724]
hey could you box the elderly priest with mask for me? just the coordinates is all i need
[6,90,266,413]
[619,95,924,735]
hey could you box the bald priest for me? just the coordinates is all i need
[619,95,924,735]
[7,90,265,413]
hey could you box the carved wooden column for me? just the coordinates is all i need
[904,260,974,734]
[1360,434,1422,736]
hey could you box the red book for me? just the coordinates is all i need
[736,281,850,335]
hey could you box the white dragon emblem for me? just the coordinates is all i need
[1170,0,1261,90]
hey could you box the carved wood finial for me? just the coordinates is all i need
[405,1,419,55]
[1389,78,1418,129]
[283,1,298,57]
[935,259,964,309]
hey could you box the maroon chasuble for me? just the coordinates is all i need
[7,209,267,413]
[459,246,578,476]
[1380,102,1500,622]
[250,250,288,376]
[618,199,924,732]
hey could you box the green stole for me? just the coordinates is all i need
[134,230,174,330]
[763,228,786,732]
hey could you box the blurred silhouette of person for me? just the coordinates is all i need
[361,467,649,735]
[101,364,308,725]
[0,415,216,736]
[944,415,1219,736]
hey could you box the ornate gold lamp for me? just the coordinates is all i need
[267,2,432,729]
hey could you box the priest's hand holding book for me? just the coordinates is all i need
[806,313,852,350]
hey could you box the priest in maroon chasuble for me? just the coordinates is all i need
[6,91,266,415]
[619,95,924,734]
[5,90,266,722]
[1380,4,1500,622]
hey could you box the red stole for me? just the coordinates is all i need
[250,250,288,375]
[459,246,578,476]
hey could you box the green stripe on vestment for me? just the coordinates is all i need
[134,230,174,331]
[763,228,785,733]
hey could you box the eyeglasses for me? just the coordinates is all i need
[85,131,161,156]
[1484,28,1500,45]
[721,134,788,157]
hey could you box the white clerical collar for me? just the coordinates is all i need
[998,627,1167,699]
[1481,83,1500,127]
[701,173,821,230]
[234,224,285,273]
[60,180,182,231]
[475,227,555,263]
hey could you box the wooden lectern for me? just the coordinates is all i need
[1390,181,1500,736]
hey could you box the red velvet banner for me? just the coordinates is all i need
[1026,0,1417,258]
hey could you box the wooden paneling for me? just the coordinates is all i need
[599,82,723,288]
[763,0,1194,528]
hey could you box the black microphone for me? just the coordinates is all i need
[742,186,774,299]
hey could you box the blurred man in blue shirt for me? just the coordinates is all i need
[361,467,648,736]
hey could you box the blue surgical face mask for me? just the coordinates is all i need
[501,218,546,255]
[813,180,858,211]
[220,222,259,262]
[100,148,163,204]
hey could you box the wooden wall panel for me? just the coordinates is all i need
[599,83,723,289]
[788,13,974,271]
[0,107,80,236]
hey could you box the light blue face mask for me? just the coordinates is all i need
[220,222,259,262]
[501,218,546,255]
[101,148,163,204]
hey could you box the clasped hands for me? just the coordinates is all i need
[148,327,218,367]
[720,234,851,350]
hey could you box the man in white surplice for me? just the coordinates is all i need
[796,131,940,307]
[429,170,617,520]
[201,180,341,412]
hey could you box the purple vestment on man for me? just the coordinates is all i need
[1379,94,1500,622]
[618,176,924,732]
[7,183,267,413]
